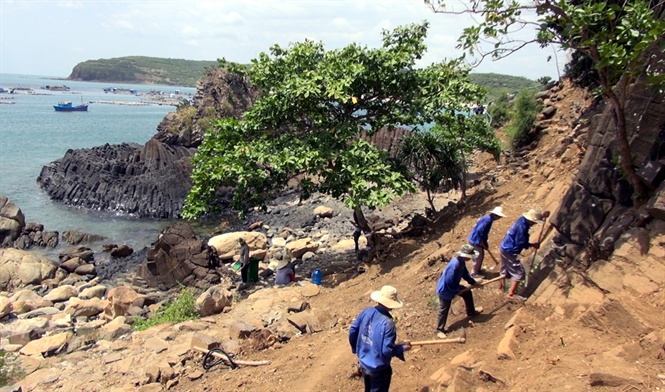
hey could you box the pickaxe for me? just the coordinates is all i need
[450,275,504,314]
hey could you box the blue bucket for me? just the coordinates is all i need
[311,269,322,285]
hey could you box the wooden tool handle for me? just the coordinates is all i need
[410,337,466,346]
[458,275,505,295]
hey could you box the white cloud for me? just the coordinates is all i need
[0,0,563,79]
[181,25,201,36]
[113,19,135,31]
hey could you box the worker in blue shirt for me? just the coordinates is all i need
[499,209,547,298]
[349,285,411,392]
[435,244,484,338]
[467,206,506,278]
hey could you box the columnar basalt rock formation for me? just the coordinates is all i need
[36,67,259,219]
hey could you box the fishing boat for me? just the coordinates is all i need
[53,101,88,112]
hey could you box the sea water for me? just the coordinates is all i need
[0,73,196,249]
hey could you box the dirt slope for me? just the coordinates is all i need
[167,81,664,392]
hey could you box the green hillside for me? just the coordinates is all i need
[469,73,541,101]
[67,56,219,87]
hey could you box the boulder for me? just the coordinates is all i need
[0,195,25,246]
[18,307,60,319]
[228,320,257,339]
[100,316,132,341]
[0,248,59,291]
[74,263,96,275]
[207,231,268,260]
[647,181,665,221]
[312,206,334,218]
[139,223,221,290]
[58,246,94,263]
[61,230,105,245]
[110,244,134,258]
[59,257,84,273]
[79,285,107,299]
[195,286,233,317]
[286,308,335,333]
[19,331,72,356]
[65,297,109,318]
[105,286,145,318]
[285,238,319,259]
[0,296,12,318]
[43,285,78,302]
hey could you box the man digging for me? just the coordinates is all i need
[349,285,412,392]
[435,244,484,339]
[467,206,506,279]
[499,208,548,299]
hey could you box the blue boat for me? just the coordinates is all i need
[54,101,88,112]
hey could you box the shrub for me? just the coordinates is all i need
[0,350,23,387]
[133,287,199,331]
[505,89,541,148]
[487,93,511,127]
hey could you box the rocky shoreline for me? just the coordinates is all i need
[0,182,449,390]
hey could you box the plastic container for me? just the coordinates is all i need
[248,257,260,282]
[311,269,322,285]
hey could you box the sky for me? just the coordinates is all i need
[0,0,566,80]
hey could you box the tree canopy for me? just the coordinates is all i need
[182,22,489,220]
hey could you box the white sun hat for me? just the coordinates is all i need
[489,206,506,218]
[370,285,404,309]
[522,209,544,223]
[457,244,480,259]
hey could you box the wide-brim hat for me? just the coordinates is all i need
[276,259,289,270]
[457,244,479,259]
[522,209,544,223]
[489,206,506,218]
[370,285,403,309]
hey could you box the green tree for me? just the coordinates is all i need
[487,92,511,126]
[505,89,542,148]
[425,0,665,199]
[182,22,485,227]
[398,131,462,212]
[432,112,501,196]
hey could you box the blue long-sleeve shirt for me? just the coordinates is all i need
[349,306,406,373]
[436,257,477,300]
[468,214,493,247]
[500,216,531,254]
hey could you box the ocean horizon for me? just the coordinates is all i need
[0,73,197,251]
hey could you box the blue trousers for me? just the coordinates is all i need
[362,367,392,392]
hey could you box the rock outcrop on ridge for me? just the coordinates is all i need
[36,67,259,219]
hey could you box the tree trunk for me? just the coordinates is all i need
[353,206,371,233]
[607,93,646,200]
[426,189,437,214]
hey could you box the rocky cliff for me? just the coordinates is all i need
[37,67,258,219]
[526,44,665,299]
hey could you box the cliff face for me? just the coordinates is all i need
[37,67,259,219]
[526,44,665,298]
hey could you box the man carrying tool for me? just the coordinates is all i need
[435,244,484,339]
[349,285,411,392]
[499,209,547,299]
[467,206,506,279]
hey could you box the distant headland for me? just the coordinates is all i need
[67,56,218,87]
